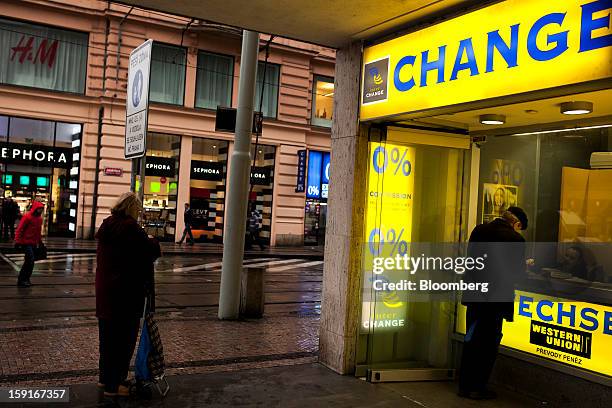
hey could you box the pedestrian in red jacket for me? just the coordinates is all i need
[95,192,160,397]
[15,200,44,287]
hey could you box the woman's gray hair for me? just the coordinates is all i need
[111,192,142,218]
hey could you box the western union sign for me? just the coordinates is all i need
[360,0,612,120]
[457,291,612,377]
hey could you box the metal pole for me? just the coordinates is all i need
[89,106,105,239]
[138,156,146,210]
[218,30,259,320]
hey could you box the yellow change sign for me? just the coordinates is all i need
[360,0,612,120]
[457,291,612,377]
[361,140,415,331]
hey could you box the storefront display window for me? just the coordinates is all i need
[136,132,180,241]
[478,126,612,279]
[195,51,233,110]
[455,125,612,377]
[0,18,88,94]
[255,62,280,119]
[357,128,470,374]
[190,138,228,242]
[304,150,330,246]
[150,43,186,105]
[0,116,81,238]
[249,144,275,244]
[312,76,334,127]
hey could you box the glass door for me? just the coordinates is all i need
[357,127,471,379]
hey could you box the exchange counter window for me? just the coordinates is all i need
[462,124,612,378]
[0,18,88,94]
[477,126,612,291]
[150,43,186,105]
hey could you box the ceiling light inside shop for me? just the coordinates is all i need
[560,101,593,115]
[480,114,506,125]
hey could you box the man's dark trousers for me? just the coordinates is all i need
[458,304,504,393]
[17,245,35,284]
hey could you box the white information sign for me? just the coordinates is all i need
[125,39,153,159]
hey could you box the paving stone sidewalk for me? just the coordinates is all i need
[0,307,319,387]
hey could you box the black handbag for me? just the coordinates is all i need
[33,243,47,261]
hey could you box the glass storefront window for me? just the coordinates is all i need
[189,138,229,242]
[136,132,180,241]
[478,126,612,288]
[0,18,88,94]
[312,76,334,127]
[249,144,276,244]
[150,43,186,105]
[358,129,470,374]
[9,117,54,146]
[255,62,280,118]
[195,51,233,110]
[1,116,81,238]
[0,116,7,140]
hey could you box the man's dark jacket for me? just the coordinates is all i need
[184,207,193,226]
[463,218,526,321]
[95,214,161,319]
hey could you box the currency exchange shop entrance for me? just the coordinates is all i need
[357,127,471,380]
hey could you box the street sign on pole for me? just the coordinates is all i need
[125,39,153,160]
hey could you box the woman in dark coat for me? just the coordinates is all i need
[95,192,161,397]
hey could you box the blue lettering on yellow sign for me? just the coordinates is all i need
[392,0,612,92]
[518,295,612,335]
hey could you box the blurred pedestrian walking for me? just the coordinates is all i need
[14,200,44,287]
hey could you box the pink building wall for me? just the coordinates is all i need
[0,0,335,245]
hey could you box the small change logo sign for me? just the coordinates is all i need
[362,57,389,105]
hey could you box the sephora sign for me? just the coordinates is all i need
[0,143,72,168]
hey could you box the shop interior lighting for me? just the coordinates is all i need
[511,124,612,136]
[479,114,506,125]
[560,101,593,115]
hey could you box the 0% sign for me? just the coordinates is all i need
[372,146,412,176]
[369,228,409,256]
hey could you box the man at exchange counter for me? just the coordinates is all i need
[458,206,528,400]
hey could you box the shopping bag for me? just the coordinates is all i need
[33,243,47,261]
[135,298,169,397]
